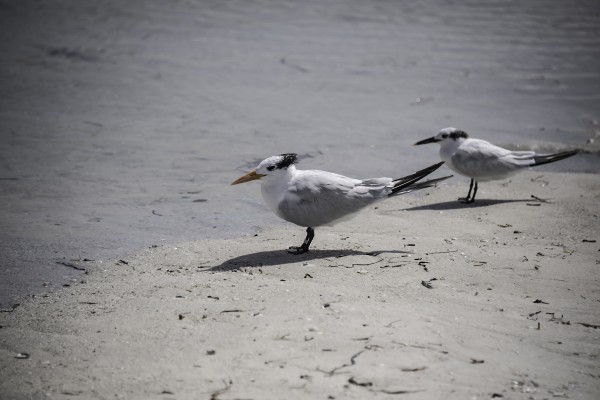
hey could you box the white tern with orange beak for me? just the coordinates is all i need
[232,153,451,254]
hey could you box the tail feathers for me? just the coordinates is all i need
[531,150,578,167]
[389,161,446,196]
[390,175,453,197]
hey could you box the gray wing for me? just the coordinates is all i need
[277,171,391,227]
[450,140,534,181]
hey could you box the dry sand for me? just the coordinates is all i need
[1,172,599,399]
[1,0,599,308]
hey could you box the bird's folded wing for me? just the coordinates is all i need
[360,177,393,186]
[278,172,387,226]
[292,171,388,204]
[451,141,534,176]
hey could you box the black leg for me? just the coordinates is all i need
[470,181,478,203]
[459,179,475,203]
[288,227,315,255]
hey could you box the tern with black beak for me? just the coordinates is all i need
[415,127,578,203]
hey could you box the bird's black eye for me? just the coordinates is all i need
[441,134,448,139]
[267,165,275,171]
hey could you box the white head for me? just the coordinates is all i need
[231,153,298,185]
[414,127,469,146]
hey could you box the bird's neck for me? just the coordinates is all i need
[443,138,465,150]
[439,139,464,160]
[260,166,297,214]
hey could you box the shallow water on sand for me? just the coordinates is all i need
[0,0,599,307]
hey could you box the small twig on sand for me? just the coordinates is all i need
[531,194,552,203]
[351,258,383,268]
[348,377,426,395]
[425,250,458,256]
[348,377,372,387]
[56,261,86,271]
[376,388,427,395]
[385,319,403,328]
[318,348,368,376]
[578,322,600,329]
[421,278,437,289]
[210,380,232,400]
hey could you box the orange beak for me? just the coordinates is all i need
[231,170,266,185]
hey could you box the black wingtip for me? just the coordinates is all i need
[431,161,445,170]
[390,161,447,195]
[392,161,444,183]
[531,150,579,167]
[388,175,453,197]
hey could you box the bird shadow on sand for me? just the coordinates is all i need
[204,248,411,272]
[399,198,533,212]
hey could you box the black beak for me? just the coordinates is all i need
[414,137,440,146]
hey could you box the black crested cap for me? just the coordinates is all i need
[275,153,298,169]
[450,130,468,140]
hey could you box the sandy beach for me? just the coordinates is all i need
[1,172,599,399]
[1,0,600,398]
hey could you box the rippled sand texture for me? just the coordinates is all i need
[0,0,598,305]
